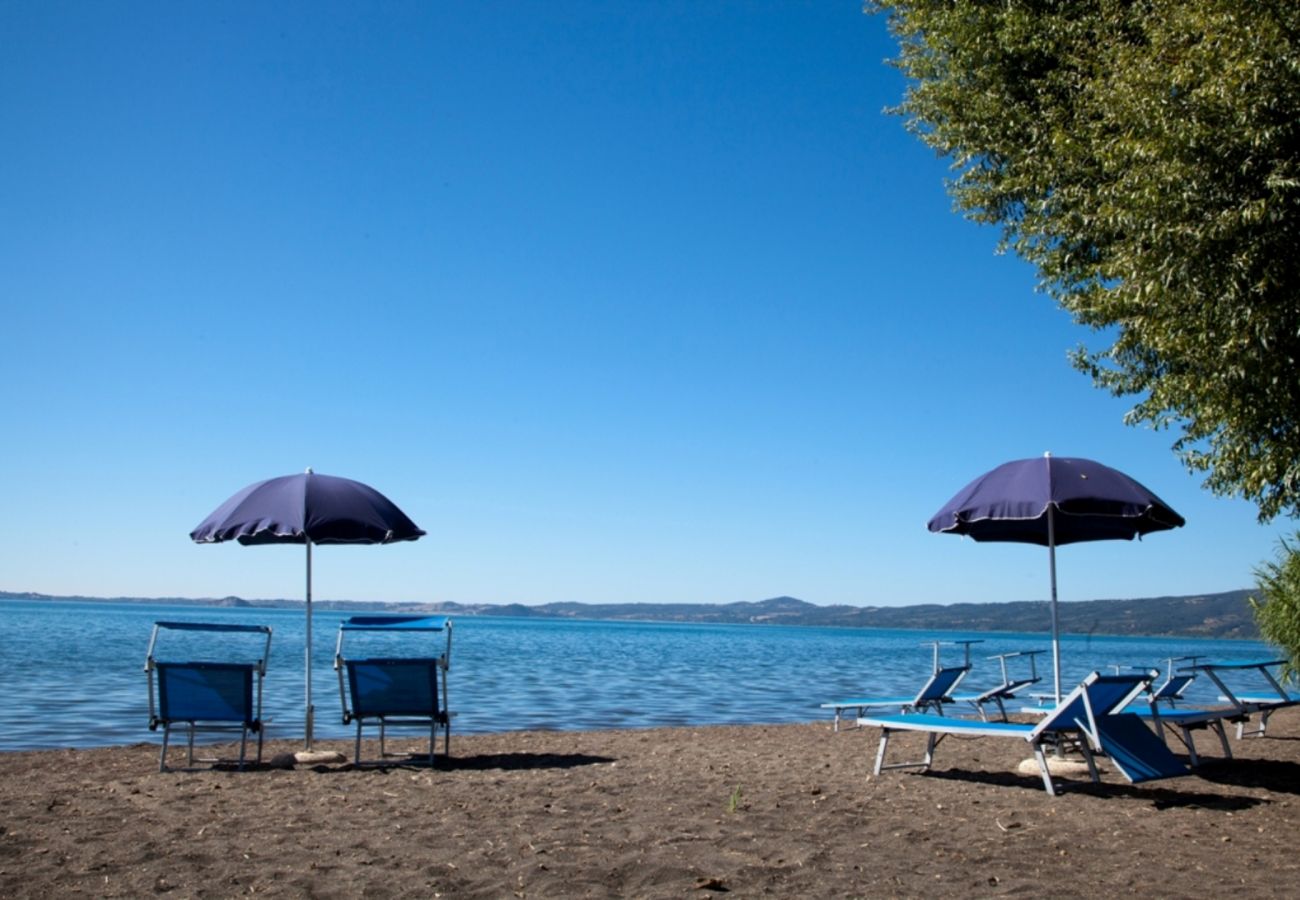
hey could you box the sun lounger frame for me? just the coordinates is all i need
[1196,659,1299,738]
[821,640,982,731]
[145,621,273,772]
[1135,704,1242,765]
[862,672,1188,796]
[334,615,452,766]
[1147,655,1202,707]
[952,649,1046,721]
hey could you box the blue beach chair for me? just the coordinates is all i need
[1147,656,1201,707]
[821,640,981,731]
[861,672,1188,796]
[334,615,452,766]
[1132,704,1243,766]
[1113,656,1240,766]
[1199,659,1300,738]
[951,649,1046,721]
[145,621,273,772]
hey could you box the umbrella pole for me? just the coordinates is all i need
[305,541,313,754]
[1048,506,1062,703]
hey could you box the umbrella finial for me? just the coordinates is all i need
[1043,451,1052,458]
[305,466,314,475]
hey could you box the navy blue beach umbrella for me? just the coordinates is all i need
[191,469,425,750]
[927,453,1185,701]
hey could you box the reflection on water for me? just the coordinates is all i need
[0,599,1275,751]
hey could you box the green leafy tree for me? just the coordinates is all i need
[1251,532,1300,682]
[867,0,1300,521]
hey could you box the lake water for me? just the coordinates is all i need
[0,599,1278,751]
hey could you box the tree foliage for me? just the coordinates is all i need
[1251,532,1300,682]
[867,0,1300,520]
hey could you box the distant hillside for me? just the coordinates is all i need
[1,588,1259,639]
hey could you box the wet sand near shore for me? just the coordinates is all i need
[3,713,1300,898]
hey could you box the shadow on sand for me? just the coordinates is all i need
[919,766,1269,810]
[297,751,619,774]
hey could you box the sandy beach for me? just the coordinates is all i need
[3,713,1300,898]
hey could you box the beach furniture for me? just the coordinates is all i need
[861,671,1189,796]
[821,640,981,731]
[1131,704,1243,766]
[1106,656,1238,766]
[1147,656,1201,707]
[145,621,273,772]
[951,649,1046,721]
[334,615,452,766]
[1197,658,1300,738]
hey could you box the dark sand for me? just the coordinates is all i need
[3,712,1300,898]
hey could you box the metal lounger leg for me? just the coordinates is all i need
[1077,739,1100,784]
[1239,708,1272,739]
[1178,725,1202,767]
[874,728,940,773]
[1210,720,1232,759]
[1032,743,1058,796]
[872,729,891,775]
[159,724,172,772]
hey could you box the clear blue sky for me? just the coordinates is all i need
[1,1,1281,608]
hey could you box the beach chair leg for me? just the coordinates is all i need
[237,726,248,771]
[1211,721,1232,760]
[872,730,891,775]
[379,721,387,759]
[1179,726,1202,767]
[159,724,172,772]
[186,723,196,767]
[1077,740,1100,784]
[1239,708,1273,739]
[355,722,363,766]
[1235,710,1273,740]
[1031,743,1058,796]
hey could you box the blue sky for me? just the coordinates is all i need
[1,1,1281,608]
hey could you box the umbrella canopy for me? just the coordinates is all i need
[190,471,425,546]
[928,453,1184,700]
[191,469,425,750]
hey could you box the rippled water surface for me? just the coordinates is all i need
[0,599,1276,751]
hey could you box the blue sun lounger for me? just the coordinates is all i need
[145,621,273,772]
[821,640,981,731]
[951,649,1046,721]
[1112,656,1242,766]
[1146,656,1202,707]
[1132,704,1244,766]
[861,672,1189,796]
[1198,659,1300,738]
[334,615,452,766]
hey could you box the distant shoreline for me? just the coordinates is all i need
[1,587,1259,639]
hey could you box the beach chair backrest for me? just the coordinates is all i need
[913,665,968,705]
[346,658,442,718]
[1151,673,1195,703]
[156,662,256,725]
[1031,673,1149,739]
